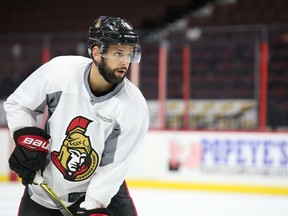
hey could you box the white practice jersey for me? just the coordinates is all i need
[4,56,149,209]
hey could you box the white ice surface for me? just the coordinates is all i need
[1,182,288,216]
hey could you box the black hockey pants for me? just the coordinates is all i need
[18,181,137,216]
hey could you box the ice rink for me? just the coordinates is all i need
[1,182,288,216]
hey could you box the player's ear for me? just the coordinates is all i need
[92,46,101,62]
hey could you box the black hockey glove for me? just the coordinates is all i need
[8,127,50,186]
[77,208,113,216]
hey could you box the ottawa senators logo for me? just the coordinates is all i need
[51,116,99,181]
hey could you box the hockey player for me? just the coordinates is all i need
[4,16,149,216]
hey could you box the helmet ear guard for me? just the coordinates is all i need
[87,16,141,63]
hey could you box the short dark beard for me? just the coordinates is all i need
[96,57,125,84]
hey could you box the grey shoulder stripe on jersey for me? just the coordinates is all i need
[34,91,63,117]
[34,91,62,134]
[100,121,121,166]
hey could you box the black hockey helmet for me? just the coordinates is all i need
[88,16,141,63]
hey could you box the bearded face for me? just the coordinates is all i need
[98,58,126,84]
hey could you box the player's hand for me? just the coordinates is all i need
[8,127,50,186]
[77,208,113,216]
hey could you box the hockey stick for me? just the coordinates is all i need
[33,172,73,216]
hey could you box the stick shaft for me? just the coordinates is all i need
[34,173,73,216]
